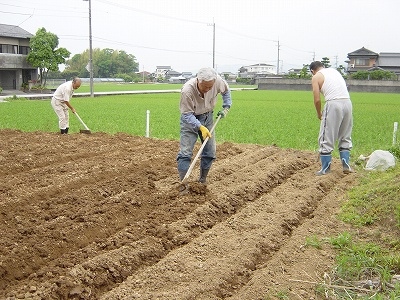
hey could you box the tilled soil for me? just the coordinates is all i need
[0,129,357,299]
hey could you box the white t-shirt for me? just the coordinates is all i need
[319,68,350,101]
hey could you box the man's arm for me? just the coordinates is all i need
[65,101,76,113]
[311,73,323,120]
[180,91,201,129]
[181,113,201,130]
[221,89,232,108]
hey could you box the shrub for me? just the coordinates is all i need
[388,145,400,160]
[350,70,397,80]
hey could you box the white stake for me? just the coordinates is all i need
[146,110,150,137]
[393,122,398,146]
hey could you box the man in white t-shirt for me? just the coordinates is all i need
[51,77,81,134]
[310,61,353,175]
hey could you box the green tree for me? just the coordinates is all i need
[27,27,70,87]
[46,70,63,79]
[64,52,87,77]
[61,69,80,81]
[96,48,114,77]
[64,48,139,78]
[114,50,137,74]
[321,57,331,68]
[336,65,347,78]
[299,64,312,79]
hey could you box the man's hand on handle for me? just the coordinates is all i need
[199,125,212,140]
[217,107,229,118]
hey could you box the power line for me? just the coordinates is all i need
[97,0,208,25]
[217,24,276,42]
[1,1,320,70]
[0,2,87,16]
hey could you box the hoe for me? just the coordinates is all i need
[74,112,91,134]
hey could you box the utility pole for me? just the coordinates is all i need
[207,20,215,69]
[83,0,94,97]
[212,22,215,69]
[276,39,280,75]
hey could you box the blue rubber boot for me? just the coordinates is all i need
[316,153,331,176]
[340,150,352,174]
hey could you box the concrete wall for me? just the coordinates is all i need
[257,78,400,93]
[0,53,38,89]
[0,70,16,89]
[257,79,311,91]
[345,80,400,93]
[0,53,32,68]
[0,36,29,46]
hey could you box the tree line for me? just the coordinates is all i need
[26,28,397,88]
[285,57,397,80]
[27,27,140,87]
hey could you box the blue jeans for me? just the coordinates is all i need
[177,111,216,172]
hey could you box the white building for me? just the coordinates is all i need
[244,63,276,75]
[239,63,277,79]
[155,66,172,79]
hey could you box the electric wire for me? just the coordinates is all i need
[0,0,316,69]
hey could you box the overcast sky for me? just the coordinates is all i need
[1,0,399,74]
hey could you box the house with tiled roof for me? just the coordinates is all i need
[0,24,38,90]
[346,47,400,78]
[375,53,400,75]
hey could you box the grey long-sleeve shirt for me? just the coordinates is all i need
[179,75,232,129]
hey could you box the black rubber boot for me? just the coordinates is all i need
[199,168,210,184]
[65,127,69,134]
[178,170,187,181]
[60,129,66,134]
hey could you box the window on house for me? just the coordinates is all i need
[0,44,18,54]
[355,58,369,66]
[19,46,30,55]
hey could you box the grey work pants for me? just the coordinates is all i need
[318,99,353,153]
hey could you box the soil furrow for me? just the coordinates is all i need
[99,165,348,299]
[0,130,358,300]
[6,150,318,298]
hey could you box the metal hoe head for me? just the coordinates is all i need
[79,129,91,134]
[75,112,91,134]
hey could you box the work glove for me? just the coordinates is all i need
[199,125,212,140]
[217,107,229,118]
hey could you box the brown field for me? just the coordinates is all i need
[0,129,358,299]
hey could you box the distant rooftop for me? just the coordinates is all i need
[0,24,33,39]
